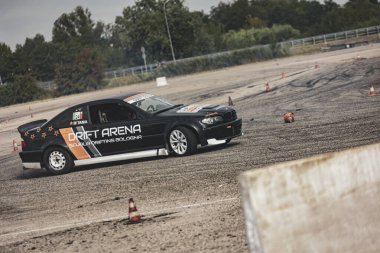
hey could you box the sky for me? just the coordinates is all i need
[0,0,348,51]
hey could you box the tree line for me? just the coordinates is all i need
[0,0,380,106]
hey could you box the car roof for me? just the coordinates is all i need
[48,92,148,125]
[70,91,143,109]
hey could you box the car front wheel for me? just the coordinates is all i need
[169,127,197,156]
[43,147,73,175]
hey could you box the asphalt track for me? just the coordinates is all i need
[0,44,380,252]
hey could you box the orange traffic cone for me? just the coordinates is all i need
[129,198,141,223]
[281,72,285,79]
[228,96,234,106]
[265,82,270,92]
[13,140,18,152]
[369,86,377,96]
[314,62,319,69]
[283,112,295,123]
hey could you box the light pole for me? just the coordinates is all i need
[163,0,176,61]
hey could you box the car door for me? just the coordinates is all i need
[86,101,139,156]
[87,101,167,156]
[121,102,169,152]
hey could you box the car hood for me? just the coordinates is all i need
[157,104,235,117]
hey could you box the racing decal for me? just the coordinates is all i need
[124,93,154,104]
[67,125,141,140]
[70,120,88,126]
[59,128,91,160]
[76,126,102,157]
[70,110,88,126]
[72,111,83,120]
[26,125,58,141]
[176,104,211,113]
[60,124,143,159]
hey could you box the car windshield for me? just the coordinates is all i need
[124,93,176,114]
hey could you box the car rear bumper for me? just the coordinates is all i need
[19,151,43,170]
[22,162,42,170]
[204,118,243,142]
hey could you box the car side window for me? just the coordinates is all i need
[89,103,139,124]
[53,111,71,128]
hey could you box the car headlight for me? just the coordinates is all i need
[201,116,223,125]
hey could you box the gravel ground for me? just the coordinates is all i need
[0,45,380,252]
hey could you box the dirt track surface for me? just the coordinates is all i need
[1,44,380,252]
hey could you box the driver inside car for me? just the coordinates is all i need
[127,111,137,120]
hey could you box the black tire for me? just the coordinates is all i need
[43,147,73,175]
[168,127,197,156]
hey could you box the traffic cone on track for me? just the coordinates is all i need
[129,198,141,223]
[283,112,295,123]
[281,72,285,79]
[369,86,377,96]
[13,140,18,152]
[265,82,270,92]
[228,96,234,106]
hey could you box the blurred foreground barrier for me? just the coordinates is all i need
[239,143,380,253]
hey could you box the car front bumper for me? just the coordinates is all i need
[203,118,243,143]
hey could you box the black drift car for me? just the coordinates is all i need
[18,92,242,175]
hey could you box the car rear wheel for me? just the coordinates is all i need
[169,127,197,156]
[43,147,73,175]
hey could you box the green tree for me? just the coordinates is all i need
[51,6,112,94]
[324,0,340,12]
[210,0,251,31]
[12,34,57,81]
[55,48,104,95]
[223,24,300,50]
[320,0,380,33]
[343,0,380,27]
[52,6,105,47]
[0,43,14,83]
[223,29,257,50]
[114,0,215,64]
[0,74,46,106]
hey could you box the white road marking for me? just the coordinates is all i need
[0,197,239,243]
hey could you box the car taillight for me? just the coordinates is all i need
[21,141,27,149]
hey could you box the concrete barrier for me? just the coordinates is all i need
[239,143,380,253]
